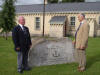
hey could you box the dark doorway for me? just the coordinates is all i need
[63,21,67,37]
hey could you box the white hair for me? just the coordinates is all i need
[18,16,25,21]
[80,13,85,18]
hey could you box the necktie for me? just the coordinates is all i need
[21,25,24,30]
[75,23,82,39]
[22,26,27,34]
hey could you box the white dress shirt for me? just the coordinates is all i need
[19,24,24,30]
[81,20,84,24]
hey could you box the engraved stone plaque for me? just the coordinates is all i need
[28,37,75,67]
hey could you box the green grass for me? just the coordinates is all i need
[0,37,100,75]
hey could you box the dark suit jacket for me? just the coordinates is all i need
[12,25,32,52]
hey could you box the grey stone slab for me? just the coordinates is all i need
[28,37,75,67]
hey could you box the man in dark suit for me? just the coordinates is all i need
[12,16,32,73]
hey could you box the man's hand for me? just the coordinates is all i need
[16,47,20,51]
[79,46,86,50]
[29,45,32,48]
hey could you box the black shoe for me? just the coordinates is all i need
[18,69,23,73]
[24,67,31,71]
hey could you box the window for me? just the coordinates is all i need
[99,16,100,25]
[70,17,75,26]
[35,17,40,30]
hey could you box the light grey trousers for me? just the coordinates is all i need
[17,51,29,70]
[74,49,86,68]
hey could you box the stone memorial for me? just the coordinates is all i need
[28,37,75,67]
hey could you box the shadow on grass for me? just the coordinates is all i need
[86,54,100,70]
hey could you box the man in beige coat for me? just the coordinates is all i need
[73,13,90,72]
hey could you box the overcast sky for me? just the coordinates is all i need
[15,0,44,5]
[0,0,100,5]
[0,0,44,5]
[85,0,100,2]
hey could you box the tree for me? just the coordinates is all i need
[0,12,1,29]
[48,0,84,3]
[48,0,58,3]
[0,0,16,40]
[62,0,84,2]
[0,6,2,30]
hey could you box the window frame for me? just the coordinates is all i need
[35,17,40,30]
[70,16,75,26]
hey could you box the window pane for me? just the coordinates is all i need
[71,22,75,25]
[36,22,40,27]
[35,17,40,29]
[36,17,40,22]
[36,22,40,29]
[71,17,75,21]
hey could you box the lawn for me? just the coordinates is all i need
[0,37,100,75]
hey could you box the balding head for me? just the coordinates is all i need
[18,16,25,25]
[78,13,85,22]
